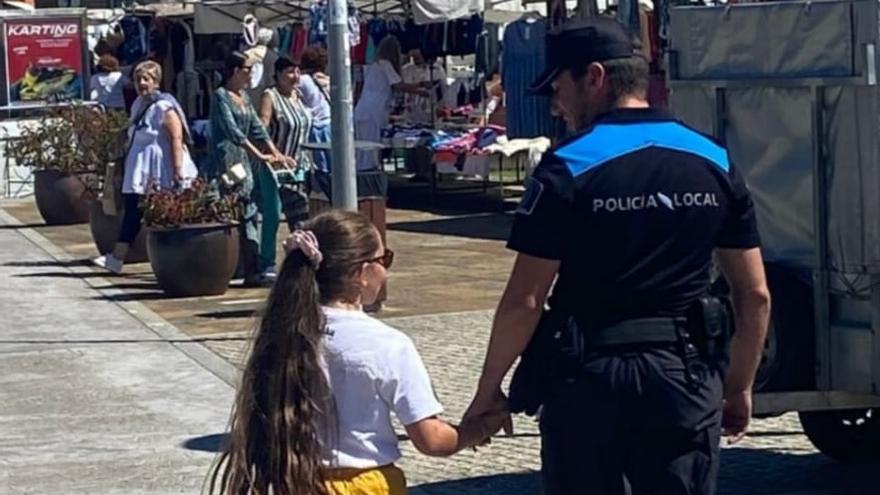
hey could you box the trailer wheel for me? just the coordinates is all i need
[799,408,880,461]
[711,262,814,393]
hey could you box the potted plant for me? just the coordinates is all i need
[7,105,128,225]
[143,180,241,297]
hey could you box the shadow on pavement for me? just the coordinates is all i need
[3,259,90,268]
[197,309,258,320]
[92,291,168,302]
[718,448,879,495]
[0,223,52,230]
[411,472,540,495]
[182,433,229,453]
[90,282,162,292]
[388,214,512,242]
[408,449,879,495]
[14,271,109,279]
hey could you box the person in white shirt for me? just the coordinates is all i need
[401,48,447,125]
[89,54,127,110]
[210,209,507,495]
[353,36,429,171]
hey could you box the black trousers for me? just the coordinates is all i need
[540,346,723,495]
[117,193,143,244]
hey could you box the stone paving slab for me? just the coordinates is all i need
[0,222,234,494]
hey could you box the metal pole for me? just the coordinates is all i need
[328,0,357,210]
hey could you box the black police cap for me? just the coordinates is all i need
[529,17,636,96]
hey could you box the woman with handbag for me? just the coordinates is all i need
[93,60,197,275]
[207,51,291,287]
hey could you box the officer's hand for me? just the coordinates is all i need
[457,409,509,450]
[463,387,513,440]
[721,390,752,444]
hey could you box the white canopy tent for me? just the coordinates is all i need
[191,0,487,34]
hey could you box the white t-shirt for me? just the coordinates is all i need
[401,62,446,124]
[320,306,443,468]
[89,72,127,109]
[353,59,402,124]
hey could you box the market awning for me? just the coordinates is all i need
[193,0,410,34]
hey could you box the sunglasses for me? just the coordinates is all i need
[367,249,394,269]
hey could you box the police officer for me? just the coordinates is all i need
[463,18,771,494]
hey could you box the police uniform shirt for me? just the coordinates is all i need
[509,108,761,327]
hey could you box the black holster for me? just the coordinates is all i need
[508,310,575,416]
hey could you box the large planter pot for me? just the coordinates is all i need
[33,169,97,225]
[147,224,239,297]
[88,201,148,263]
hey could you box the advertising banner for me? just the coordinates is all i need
[4,18,84,105]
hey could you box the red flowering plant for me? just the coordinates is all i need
[142,179,241,229]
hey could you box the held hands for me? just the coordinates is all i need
[461,386,514,450]
[457,409,510,451]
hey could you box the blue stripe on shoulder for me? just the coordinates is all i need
[556,121,730,177]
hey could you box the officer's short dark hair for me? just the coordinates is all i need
[572,38,650,101]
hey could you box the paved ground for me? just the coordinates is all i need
[3,188,880,494]
[0,224,234,494]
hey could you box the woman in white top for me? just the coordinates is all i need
[93,60,198,274]
[353,36,429,171]
[88,54,127,110]
[210,210,506,495]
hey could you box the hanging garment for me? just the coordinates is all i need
[348,4,361,46]
[368,18,388,45]
[292,25,309,62]
[309,0,329,46]
[352,23,369,64]
[448,14,482,56]
[618,0,641,36]
[411,0,483,26]
[309,0,361,47]
[118,17,148,65]
[420,22,446,59]
[399,19,424,54]
[502,19,555,139]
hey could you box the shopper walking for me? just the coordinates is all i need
[93,60,197,274]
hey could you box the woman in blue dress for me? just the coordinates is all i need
[208,51,291,287]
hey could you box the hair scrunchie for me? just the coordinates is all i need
[283,230,323,268]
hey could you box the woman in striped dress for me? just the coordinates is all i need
[258,57,314,278]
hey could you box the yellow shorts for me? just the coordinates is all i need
[325,464,407,495]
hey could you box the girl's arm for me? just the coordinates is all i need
[404,411,507,457]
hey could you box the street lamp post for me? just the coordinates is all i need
[327,0,357,210]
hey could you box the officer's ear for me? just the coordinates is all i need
[585,62,607,92]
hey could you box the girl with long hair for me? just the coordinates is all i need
[210,210,506,495]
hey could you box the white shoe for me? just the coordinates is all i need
[93,254,124,275]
